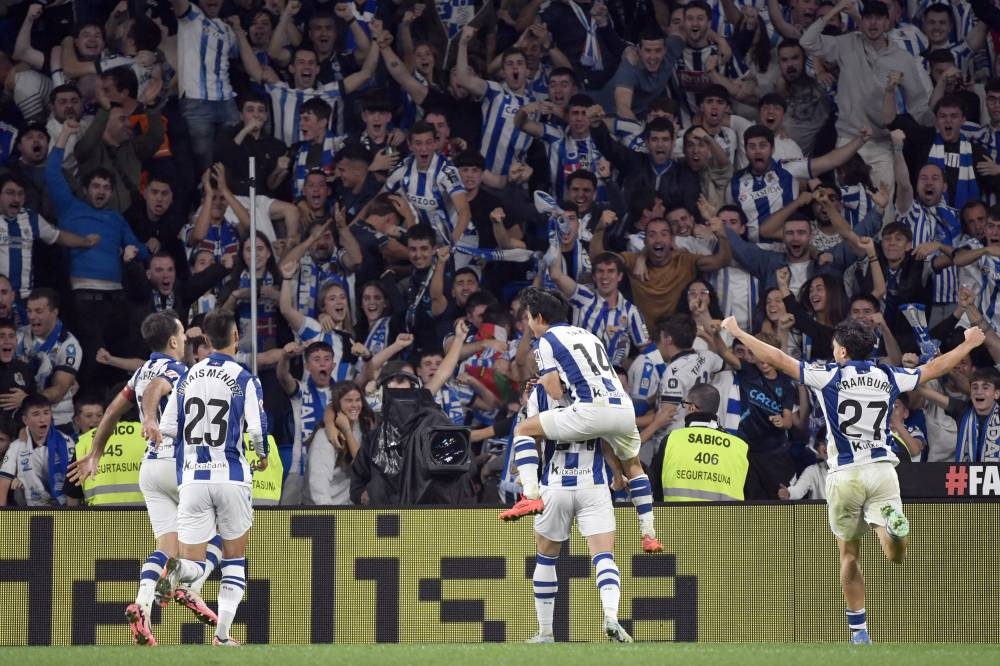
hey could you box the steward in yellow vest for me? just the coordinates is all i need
[662,418,750,501]
[659,384,749,501]
[246,434,283,504]
[75,422,146,505]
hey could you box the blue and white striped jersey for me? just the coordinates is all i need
[533,324,630,407]
[0,121,17,163]
[435,0,477,39]
[627,346,666,417]
[730,158,811,240]
[901,201,960,304]
[478,80,534,175]
[297,319,358,382]
[569,286,650,368]
[161,352,267,487]
[800,360,921,472]
[538,124,604,202]
[529,385,607,490]
[437,380,475,425]
[1,209,60,298]
[125,353,188,460]
[970,251,1000,330]
[176,4,238,102]
[265,81,344,146]
[16,321,81,427]
[384,153,465,241]
[710,263,758,331]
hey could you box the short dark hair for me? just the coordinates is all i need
[566,169,598,189]
[592,252,625,274]
[0,318,17,334]
[453,150,485,169]
[0,173,26,192]
[140,311,180,352]
[924,3,954,21]
[239,90,270,110]
[103,66,139,99]
[685,0,712,16]
[629,188,660,220]
[83,168,116,189]
[850,293,881,312]
[547,67,578,85]
[934,94,966,116]
[776,38,804,56]
[405,224,437,245]
[27,287,59,311]
[656,313,696,350]
[698,84,731,107]
[688,383,721,415]
[454,267,480,283]
[743,124,775,147]
[301,97,333,122]
[21,393,51,414]
[971,366,1000,387]
[881,221,913,241]
[335,143,372,165]
[638,26,665,43]
[567,93,594,109]
[408,120,437,140]
[521,287,569,325]
[203,311,237,350]
[833,319,877,360]
[758,92,788,110]
[645,117,675,138]
[986,77,1000,95]
[49,83,81,105]
[926,48,957,66]
[647,96,678,117]
[304,341,334,360]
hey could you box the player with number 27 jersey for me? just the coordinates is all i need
[800,361,921,472]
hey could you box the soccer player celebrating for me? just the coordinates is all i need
[156,311,268,646]
[69,312,221,645]
[500,287,662,554]
[521,381,632,644]
[721,316,985,643]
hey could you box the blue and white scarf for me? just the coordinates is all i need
[900,303,940,362]
[956,400,1000,463]
[569,0,603,71]
[928,133,979,209]
[293,132,340,199]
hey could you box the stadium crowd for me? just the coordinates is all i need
[2,0,1000,508]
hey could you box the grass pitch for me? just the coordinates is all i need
[3,643,997,666]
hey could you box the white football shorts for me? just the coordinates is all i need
[534,485,615,542]
[139,458,180,538]
[177,483,254,544]
[826,462,904,542]
[538,402,641,461]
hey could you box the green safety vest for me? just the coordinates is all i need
[661,422,749,502]
[75,423,146,505]
[245,434,283,505]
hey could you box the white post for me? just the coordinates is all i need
[248,157,258,376]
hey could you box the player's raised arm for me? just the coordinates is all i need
[721,316,801,379]
[917,327,987,385]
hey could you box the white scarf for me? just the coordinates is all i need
[568,0,603,71]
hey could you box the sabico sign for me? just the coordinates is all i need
[1,504,998,645]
